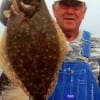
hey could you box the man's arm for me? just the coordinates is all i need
[0,0,12,25]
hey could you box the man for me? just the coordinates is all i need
[52,0,86,41]
[48,0,100,100]
[0,0,100,100]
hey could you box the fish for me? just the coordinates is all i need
[0,0,67,100]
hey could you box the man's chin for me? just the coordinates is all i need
[62,26,76,32]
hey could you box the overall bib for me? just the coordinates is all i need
[48,31,100,100]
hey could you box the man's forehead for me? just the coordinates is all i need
[54,0,86,3]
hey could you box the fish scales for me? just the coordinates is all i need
[0,0,67,100]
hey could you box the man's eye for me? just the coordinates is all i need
[73,3,85,7]
[58,1,85,7]
[58,1,67,6]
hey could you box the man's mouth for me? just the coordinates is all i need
[64,18,75,23]
[64,17,75,20]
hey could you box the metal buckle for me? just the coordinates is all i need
[77,57,89,63]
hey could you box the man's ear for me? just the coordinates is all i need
[82,7,87,19]
[84,6,87,13]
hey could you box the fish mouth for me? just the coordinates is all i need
[17,0,41,17]
[20,1,33,9]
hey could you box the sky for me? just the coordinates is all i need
[0,0,100,37]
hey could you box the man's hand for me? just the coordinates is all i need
[3,0,21,19]
[0,0,11,25]
[11,0,22,15]
[11,0,25,16]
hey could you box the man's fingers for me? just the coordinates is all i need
[11,0,25,16]
[12,0,20,13]
[11,5,19,15]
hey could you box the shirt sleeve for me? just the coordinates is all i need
[89,36,100,80]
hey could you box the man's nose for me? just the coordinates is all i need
[66,6,75,14]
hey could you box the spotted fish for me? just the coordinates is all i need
[0,0,67,100]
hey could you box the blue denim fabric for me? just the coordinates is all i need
[48,61,100,100]
[82,31,91,58]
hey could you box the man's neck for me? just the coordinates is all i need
[63,30,79,42]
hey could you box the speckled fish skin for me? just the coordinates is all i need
[0,0,67,100]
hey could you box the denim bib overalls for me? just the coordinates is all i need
[48,31,100,100]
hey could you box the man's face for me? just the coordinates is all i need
[53,0,86,33]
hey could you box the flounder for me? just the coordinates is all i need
[0,0,67,100]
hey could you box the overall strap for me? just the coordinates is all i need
[81,31,91,58]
